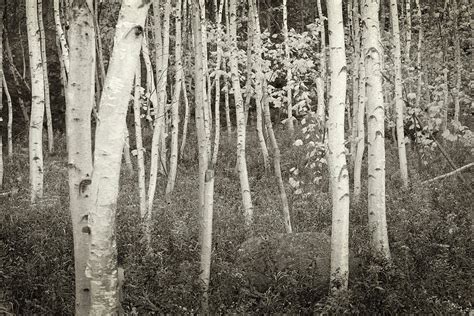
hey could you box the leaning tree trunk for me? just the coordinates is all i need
[362,0,390,259]
[229,0,254,231]
[326,0,350,293]
[390,0,409,187]
[66,2,95,314]
[26,0,45,203]
[86,1,150,314]
[37,0,54,153]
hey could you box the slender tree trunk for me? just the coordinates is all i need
[263,80,293,233]
[282,0,294,135]
[4,32,30,124]
[350,0,359,164]
[362,0,390,259]
[123,127,134,173]
[87,2,150,313]
[37,0,54,153]
[326,0,350,292]
[249,0,270,173]
[414,0,422,110]
[94,1,106,89]
[452,0,461,124]
[3,74,13,157]
[390,0,409,187]
[211,0,225,167]
[65,2,95,314]
[191,0,215,312]
[0,1,4,188]
[405,0,411,62]
[26,0,45,203]
[229,0,254,231]
[133,61,147,219]
[141,35,158,125]
[166,0,183,197]
[179,78,190,159]
[54,0,69,76]
[316,0,326,130]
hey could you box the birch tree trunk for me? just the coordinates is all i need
[452,0,461,124]
[229,0,254,230]
[282,0,294,135]
[415,0,422,110]
[166,0,183,197]
[405,0,412,62]
[316,0,326,130]
[191,0,215,311]
[326,0,350,292]
[390,0,409,187]
[54,0,69,76]
[3,74,12,157]
[353,0,366,202]
[86,2,150,313]
[133,61,147,219]
[362,0,391,259]
[65,2,95,314]
[0,1,4,188]
[37,0,54,153]
[26,0,45,203]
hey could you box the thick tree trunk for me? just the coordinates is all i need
[86,1,150,313]
[66,2,95,314]
[326,0,350,292]
[362,0,390,259]
[390,0,409,187]
[26,0,45,203]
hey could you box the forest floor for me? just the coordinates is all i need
[0,126,472,314]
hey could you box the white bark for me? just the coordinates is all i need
[66,2,95,314]
[26,0,45,203]
[86,1,150,313]
[282,0,294,135]
[3,75,12,157]
[453,0,461,124]
[362,0,390,259]
[327,0,350,292]
[37,0,54,153]
[415,0,422,110]
[54,0,69,76]
[133,61,147,219]
[166,0,183,196]
[390,0,409,187]
[229,0,254,230]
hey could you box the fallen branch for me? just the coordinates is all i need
[422,162,474,184]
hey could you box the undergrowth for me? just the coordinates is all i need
[0,128,472,314]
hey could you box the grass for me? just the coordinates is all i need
[0,126,472,314]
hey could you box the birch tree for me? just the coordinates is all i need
[390,0,409,187]
[133,61,147,219]
[414,0,422,110]
[86,1,150,313]
[166,0,184,196]
[0,0,4,188]
[65,1,95,314]
[452,0,461,124]
[282,0,294,135]
[326,0,350,292]
[191,0,216,311]
[362,0,390,259]
[229,0,254,230]
[37,0,54,153]
[26,0,45,203]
